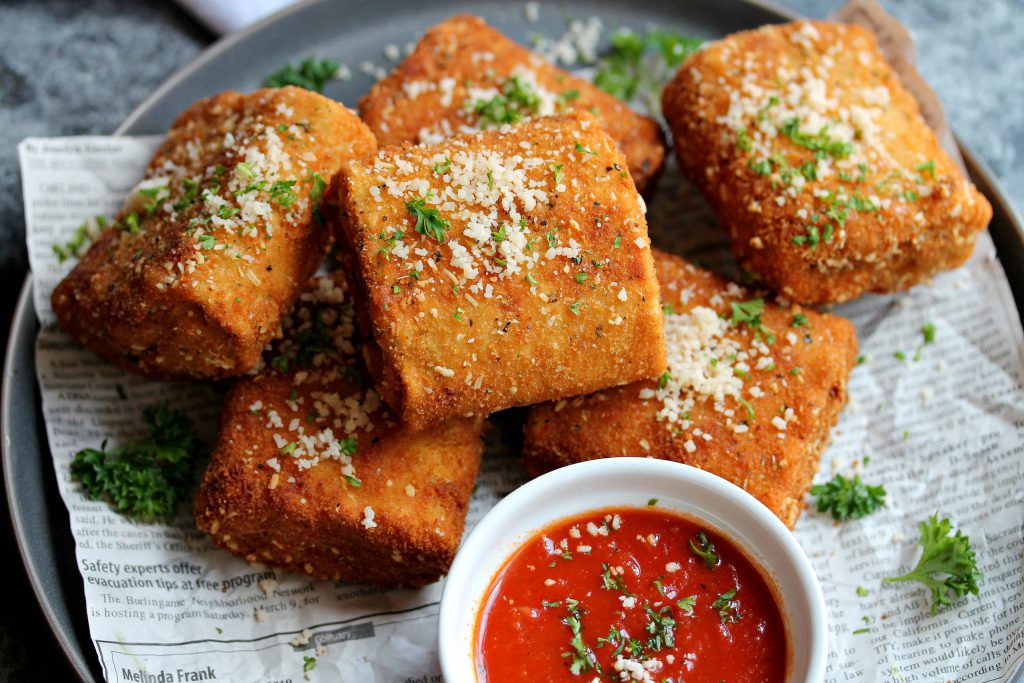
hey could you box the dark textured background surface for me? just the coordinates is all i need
[0,0,1020,679]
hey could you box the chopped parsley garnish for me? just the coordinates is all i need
[647,498,658,506]
[491,223,508,243]
[856,586,870,598]
[339,437,357,456]
[810,473,886,521]
[915,160,936,178]
[573,272,588,283]
[471,74,542,127]
[197,234,217,250]
[737,397,755,421]
[405,196,449,243]
[884,514,981,615]
[309,172,327,225]
[173,178,200,211]
[792,224,823,249]
[574,142,596,155]
[790,313,809,328]
[736,127,752,151]
[729,298,765,331]
[343,475,362,488]
[432,157,452,175]
[657,371,671,390]
[543,600,562,608]
[748,157,773,175]
[217,205,240,220]
[120,212,141,234]
[712,587,740,623]
[689,531,719,569]
[600,563,625,592]
[569,301,582,315]
[551,162,564,184]
[69,402,202,521]
[303,655,317,672]
[263,57,340,93]
[780,117,854,159]
[268,180,298,207]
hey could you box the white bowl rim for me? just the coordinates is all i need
[438,457,827,682]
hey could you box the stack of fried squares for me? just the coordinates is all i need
[52,16,990,586]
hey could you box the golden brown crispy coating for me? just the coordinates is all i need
[334,111,666,431]
[359,15,666,194]
[662,20,991,305]
[52,87,376,380]
[523,249,857,528]
[194,273,485,587]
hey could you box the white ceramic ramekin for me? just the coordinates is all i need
[438,457,827,682]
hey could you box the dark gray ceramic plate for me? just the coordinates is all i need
[5,1,1024,681]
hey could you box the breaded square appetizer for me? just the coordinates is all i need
[195,273,486,587]
[523,249,857,528]
[662,21,991,305]
[359,15,666,194]
[52,87,376,380]
[333,111,666,431]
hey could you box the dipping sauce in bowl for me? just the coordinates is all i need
[474,506,787,682]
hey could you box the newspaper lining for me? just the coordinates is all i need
[15,9,1024,678]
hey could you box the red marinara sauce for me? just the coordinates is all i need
[475,506,788,682]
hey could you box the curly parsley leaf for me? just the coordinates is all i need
[885,514,982,615]
[810,473,886,521]
[263,57,340,93]
[70,402,202,521]
[405,196,449,243]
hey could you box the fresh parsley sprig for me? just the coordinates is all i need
[810,473,886,521]
[70,402,203,521]
[885,514,981,615]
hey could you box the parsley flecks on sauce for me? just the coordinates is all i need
[689,531,719,569]
[69,402,202,521]
[712,587,741,623]
[263,57,340,93]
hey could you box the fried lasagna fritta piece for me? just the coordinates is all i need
[334,111,666,431]
[52,87,376,380]
[359,15,666,194]
[523,250,857,528]
[195,273,486,587]
[662,21,991,305]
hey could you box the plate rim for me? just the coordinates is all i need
[5,0,1024,680]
